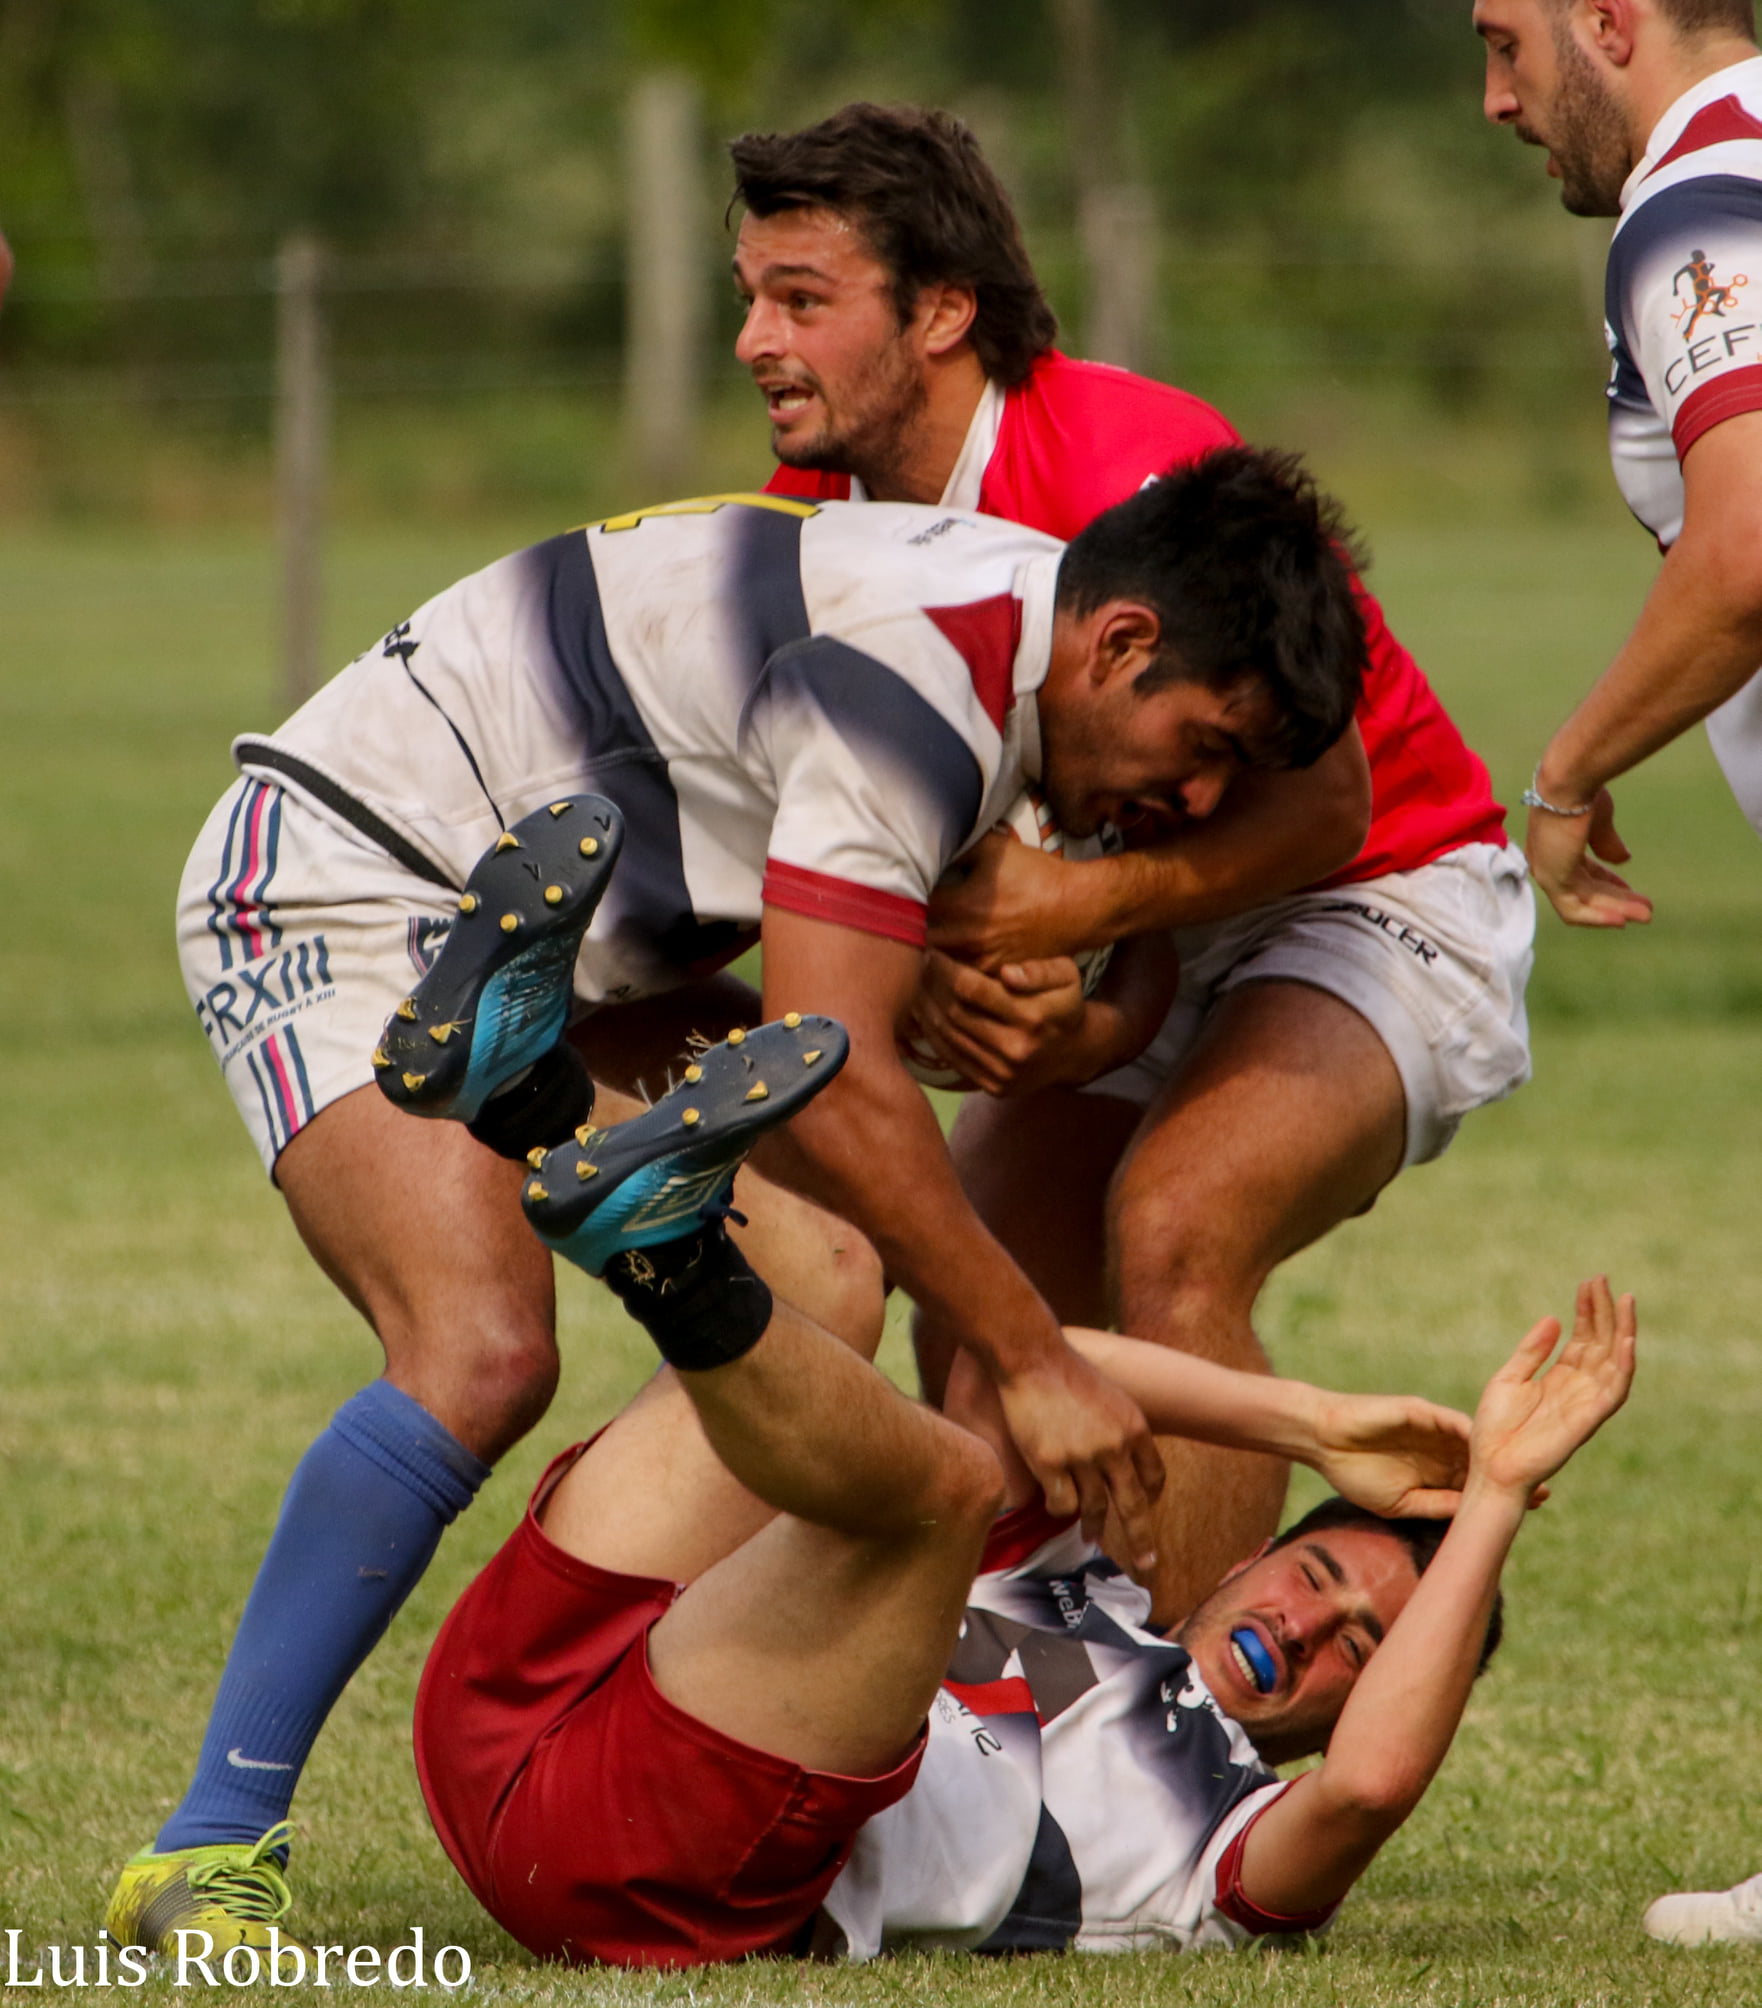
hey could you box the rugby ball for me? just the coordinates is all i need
[901,788,1117,1091]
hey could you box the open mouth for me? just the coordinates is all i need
[1229,1626,1278,1696]
[760,380,818,421]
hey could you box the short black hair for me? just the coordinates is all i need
[1054,446,1367,770]
[728,103,1058,387]
[1271,1495,1505,1676]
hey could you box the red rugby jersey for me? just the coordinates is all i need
[767,351,1505,886]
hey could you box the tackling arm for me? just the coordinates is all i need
[1065,1329,1471,1517]
[1233,1280,1637,1919]
[1528,410,1762,925]
[902,930,1182,1095]
[927,726,1371,968]
[756,904,1164,1567]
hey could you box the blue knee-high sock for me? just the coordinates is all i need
[155,1381,490,1854]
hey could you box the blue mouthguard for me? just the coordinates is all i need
[1231,1626,1277,1693]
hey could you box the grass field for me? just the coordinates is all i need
[4,489,1762,2005]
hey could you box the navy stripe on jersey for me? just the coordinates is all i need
[977,1807,1084,1955]
[727,502,811,677]
[1609,172,1762,389]
[755,636,985,858]
[524,531,759,972]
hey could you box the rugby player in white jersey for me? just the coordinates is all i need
[412,1040,1635,1968]
[108,452,1367,1949]
[1477,0,1762,920]
[1474,0,1762,1940]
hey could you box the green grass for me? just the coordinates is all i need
[3,494,1762,2004]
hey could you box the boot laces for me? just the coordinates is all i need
[185,1823,295,1923]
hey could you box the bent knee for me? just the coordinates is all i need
[380,1299,560,1460]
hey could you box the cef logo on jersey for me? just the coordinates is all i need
[1672,248,1749,339]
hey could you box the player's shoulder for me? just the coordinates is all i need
[1013,349,1241,449]
[1616,65,1762,264]
[988,351,1241,541]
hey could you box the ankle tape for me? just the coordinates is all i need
[602,1223,773,1371]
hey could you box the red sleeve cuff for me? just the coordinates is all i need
[1674,365,1762,458]
[1213,1785,1343,1937]
[763,860,927,947]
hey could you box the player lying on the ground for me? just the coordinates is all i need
[414,1029,1636,1967]
[111,449,1369,1949]
[727,103,1536,1626]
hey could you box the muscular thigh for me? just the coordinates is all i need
[1111,979,1407,1331]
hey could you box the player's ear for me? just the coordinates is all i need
[918,282,979,358]
[1580,0,1638,66]
[1094,601,1162,685]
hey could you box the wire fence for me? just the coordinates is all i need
[0,241,1613,414]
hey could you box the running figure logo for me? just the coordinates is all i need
[1672,248,1749,338]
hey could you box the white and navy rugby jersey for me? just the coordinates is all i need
[822,1508,1299,1961]
[1605,56,1762,835]
[234,495,1061,1003]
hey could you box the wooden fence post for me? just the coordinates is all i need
[276,231,328,709]
[1052,0,1158,373]
[625,71,704,498]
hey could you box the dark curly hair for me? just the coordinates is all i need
[1054,446,1369,771]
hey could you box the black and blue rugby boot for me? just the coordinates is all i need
[521,1015,849,1275]
[373,795,623,1125]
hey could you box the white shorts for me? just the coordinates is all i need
[1084,843,1536,1167]
[177,778,461,1175]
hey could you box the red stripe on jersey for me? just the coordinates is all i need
[1674,363,1762,457]
[980,1496,1082,1574]
[763,861,927,947]
[925,595,1022,733]
[1213,1784,1342,1937]
[1653,95,1762,175]
[944,1674,1039,1720]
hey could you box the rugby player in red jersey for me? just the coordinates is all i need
[730,105,1536,1624]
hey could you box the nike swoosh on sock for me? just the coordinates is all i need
[226,1748,295,1771]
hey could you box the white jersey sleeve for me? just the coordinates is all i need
[1608,64,1762,544]
[1605,60,1762,841]
[752,629,987,946]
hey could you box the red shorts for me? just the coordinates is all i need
[413,1445,926,1969]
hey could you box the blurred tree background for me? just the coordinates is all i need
[0,0,1614,527]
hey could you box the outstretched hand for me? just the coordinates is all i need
[1525,791,1654,929]
[1307,1392,1473,1518]
[1470,1277,1637,1498]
